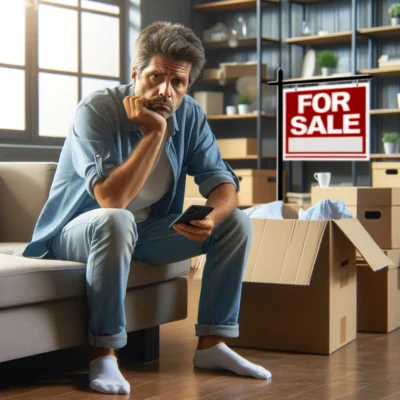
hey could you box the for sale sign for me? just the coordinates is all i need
[283,83,370,160]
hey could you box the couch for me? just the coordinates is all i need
[0,162,190,363]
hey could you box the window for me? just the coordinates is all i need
[0,0,123,144]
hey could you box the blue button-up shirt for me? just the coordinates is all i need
[23,84,239,258]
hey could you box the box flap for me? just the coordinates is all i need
[243,219,328,286]
[242,219,266,282]
[333,219,392,271]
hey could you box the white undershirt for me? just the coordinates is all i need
[125,120,174,223]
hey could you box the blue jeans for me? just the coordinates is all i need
[50,208,253,349]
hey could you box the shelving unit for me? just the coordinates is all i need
[192,0,400,197]
[192,0,282,178]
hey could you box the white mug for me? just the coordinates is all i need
[226,105,237,116]
[314,172,331,188]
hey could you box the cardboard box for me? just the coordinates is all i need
[372,162,400,187]
[226,205,392,355]
[185,169,285,206]
[216,139,257,159]
[357,250,400,333]
[202,68,221,81]
[236,169,285,206]
[193,91,223,115]
[220,62,268,80]
[311,187,400,249]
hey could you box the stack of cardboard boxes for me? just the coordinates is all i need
[184,156,399,354]
[311,187,400,334]
[226,204,392,355]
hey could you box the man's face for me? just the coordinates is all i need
[131,54,191,119]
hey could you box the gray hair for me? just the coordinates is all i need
[134,21,206,85]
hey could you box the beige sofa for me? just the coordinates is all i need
[0,162,190,363]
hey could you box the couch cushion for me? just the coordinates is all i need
[0,253,190,309]
[0,243,27,256]
[0,162,57,242]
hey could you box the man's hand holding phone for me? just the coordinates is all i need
[123,95,166,135]
[170,205,215,243]
[173,216,215,243]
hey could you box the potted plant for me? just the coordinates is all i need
[388,4,400,26]
[382,132,399,154]
[317,51,338,77]
[237,95,251,115]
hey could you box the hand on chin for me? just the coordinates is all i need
[148,106,173,120]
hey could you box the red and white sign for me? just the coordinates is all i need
[283,83,370,160]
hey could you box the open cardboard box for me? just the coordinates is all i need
[226,205,392,355]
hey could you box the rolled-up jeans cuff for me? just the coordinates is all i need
[88,329,127,349]
[195,324,239,338]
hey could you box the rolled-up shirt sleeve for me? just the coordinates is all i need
[186,106,239,198]
[70,103,119,199]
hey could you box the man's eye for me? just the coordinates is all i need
[151,74,161,80]
[174,79,183,86]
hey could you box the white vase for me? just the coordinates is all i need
[238,104,250,115]
[397,93,400,109]
[321,67,333,77]
[391,17,400,26]
[384,142,397,154]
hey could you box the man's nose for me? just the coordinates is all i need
[159,81,172,97]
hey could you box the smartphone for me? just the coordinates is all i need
[169,205,214,228]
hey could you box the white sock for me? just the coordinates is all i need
[193,343,272,380]
[89,355,130,395]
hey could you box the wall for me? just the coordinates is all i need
[125,0,192,82]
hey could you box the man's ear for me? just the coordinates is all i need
[131,67,137,84]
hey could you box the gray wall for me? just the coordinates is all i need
[125,0,193,82]
[141,0,192,27]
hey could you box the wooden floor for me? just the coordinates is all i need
[1,271,400,399]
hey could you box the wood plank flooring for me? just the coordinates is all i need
[1,270,400,399]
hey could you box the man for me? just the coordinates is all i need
[23,21,271,395]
